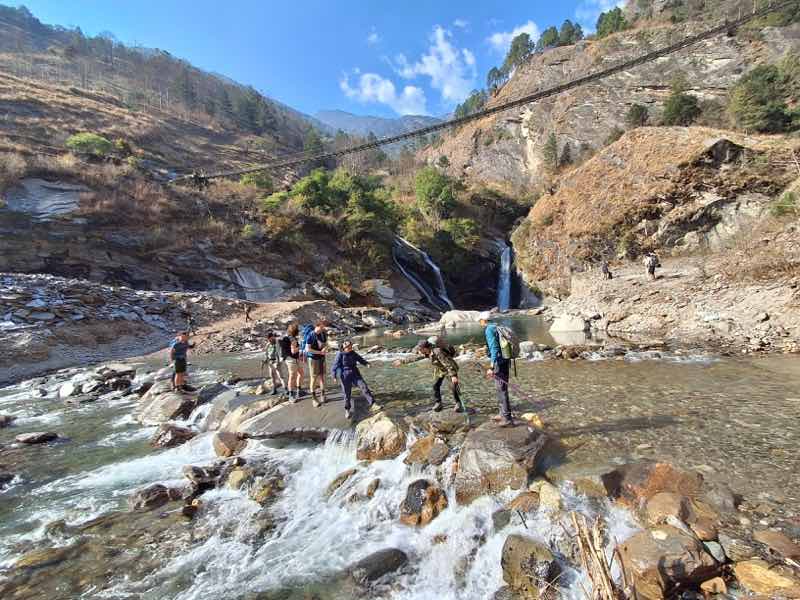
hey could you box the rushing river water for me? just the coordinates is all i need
[1,318,799,598]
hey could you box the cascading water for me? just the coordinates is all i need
[392,237,454,312]
[497,243,513,312]
[227,267,287,302]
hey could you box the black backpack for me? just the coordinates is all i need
[278,335,293,358]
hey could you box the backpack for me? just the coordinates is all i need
[300,324,315,358]
[278,335,293,358]
[496,325,520,360]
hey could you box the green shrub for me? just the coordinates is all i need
[65,133,113,157]
[625,104,649,128]
[729,63,798,133]
[770,192,798,217]
[240,171,274,191]
[415,166,457,227]
[240,223,260,240]
[662,74,700,126]
[543,133,558,172]
[113,138,132,156]
[323,266,350,290]
[442,218,480,250]
[262,191,289,212]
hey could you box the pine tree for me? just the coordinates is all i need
[172,67,196,109]
[543,133,558,172]
[559,142,572,167]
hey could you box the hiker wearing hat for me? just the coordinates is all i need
[415,339,464,413]
[479,311,515,427]
[331,340,380,420]
[169,331,195,393]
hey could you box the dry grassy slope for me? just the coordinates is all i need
[0,72,280,174]
[421,21,800,194]
[510,126,799,288]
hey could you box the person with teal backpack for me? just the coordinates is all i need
[479,311,518,427]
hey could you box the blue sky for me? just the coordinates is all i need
[10,1,624,118]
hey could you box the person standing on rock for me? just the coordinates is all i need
[601,260,613,280]
[281,322,304,402]
[169,331,194,392]
[263,330,285,396]
[415,340,464,413]
[244,303,252,323]
[305,320,329,407]
[643,253,660,281]
[331,340,379,420]
[479,312,515,427]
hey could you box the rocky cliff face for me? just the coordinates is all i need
[422,21,800,194]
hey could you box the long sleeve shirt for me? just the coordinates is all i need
[430,348,459,379]
[331,350,369,379]
[484,323,504,366]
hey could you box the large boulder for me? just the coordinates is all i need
[212,431,246,458]
[127,484,179,511]
[356,413,407,461]
[454,422,556,505]
[549,314,589,333]
[237,398,352,442]
[16,431,58,444]
[200,389,244,431]
[733,559,800,595]
[399,479,448,527]
[618,526,719,600]
[217,397,279,433]
[404,435,449,467]
[196,382,230,405]
[136,390,197,425]
[347,548,408,585]
[601,462,705,508]
[150,424,196,449]
[501,534,561,599]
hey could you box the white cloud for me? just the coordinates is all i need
[392,26,477,105]
[487,20,541,55]
[453,18,469,29]
[366,28,381,45]
[340,71,427,115]
[575,0,626,31]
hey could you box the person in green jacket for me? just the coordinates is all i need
[415,340,464,413]
[263,331,285,395]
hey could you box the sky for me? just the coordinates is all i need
[9,1,625,118]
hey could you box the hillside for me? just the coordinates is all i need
[315,109,442,138]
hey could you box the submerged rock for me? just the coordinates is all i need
[404,435,449,467]
[325,468,358,498]
[407,408,469,436]
[128,484,179,511]
[16,431,58,444]
[454,422,556,505]
[601,461,705,508]
[356,412,407,461]
[150,424,196,448]
[0,414,16,428]
[399,479,448,527]
[501,534,561,599]
[618,525,719,600]
[347,548,408,585]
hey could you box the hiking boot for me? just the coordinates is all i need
[270,387,279,396]
[312,393,322,408]
[182,384,196,392]
[432,402,443,412]
[454,404,465,413]
[344,408,352,420]
[290,391,300,403]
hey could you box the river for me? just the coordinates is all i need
[1,317,799,598]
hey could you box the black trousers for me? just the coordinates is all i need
[433,376,461,407]
[494,360,512,419]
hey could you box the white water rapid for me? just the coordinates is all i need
[497,244,512,312]
[392,237,455,312]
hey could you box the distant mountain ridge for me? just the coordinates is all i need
[314,109,442,138]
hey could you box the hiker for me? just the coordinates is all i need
[479,312,515,427]
[280,322,305,402]
[601,260,613,280]
[244,303,252,323]
[263,330,285,396]
[305,320,329,407]
[331,340,379,420]
[643,252,660,281]
[169,331,195,392]
[415,339,464,413]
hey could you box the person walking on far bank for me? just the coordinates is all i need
[643,253,660,281]
[601,260,613,280]
[331,340,379,420]
[170,331,194,393]
[244,303,252,323]
[479,312,515,427]
[305,320,329,407]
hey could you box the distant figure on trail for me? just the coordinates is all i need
[643,253,660,281]
[244,303,252,323]
[263,330,285,396]
[280,322,305,402]
[170,331,195,393]
[601,261,613,280]
[305,320,329,407]
[180,304,197,335]
[415,339,464,413]
[331,340,379,420]
[479,312,515,427]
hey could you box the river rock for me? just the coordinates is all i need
[549,314,589,333]
[753,530,800,560]
[16,431,58,444]
[506,491,540,513]
[197,382,230,405]
[0,468,14,488]
[150,424,196,448]
[347,548,408,585]
[57,380,81,399]
[356,413,407,461]
[128,484,178,511]
[407,409,469,436]
[183,465,221,487]
[0,414,16,428]
[237,397,351,442]
[618,526,719,600]
[601,461,704,508]
[454,422,556,505]
[733,559,800,595]
[137,390,197,425]
[646,492,693,525]
[225,467,254,490]
[404,435,449,467]
[204,389,257,431]
[528,481,561,512]
[325,468,358,498]
[212,431,246,457]
[250,473,285,506]
[700,577,727,595]
[96,363,136,381]
[718,531,758,562]
[399,479,448,527]
[501,534,561,599]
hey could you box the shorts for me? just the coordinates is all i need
[309,357,325,376]
[174,358,187,374]
[285,358,300,378]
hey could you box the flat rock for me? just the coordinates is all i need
[753,530,800,560]
[454,422,556,505]
[404,435,449,467]
[347,548,408,585]
[733,559,800,595]
[406,409,470,436]
[16,431,58,444]
[150,424,196,449]
[237,394,352,442]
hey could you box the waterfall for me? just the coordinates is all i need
[228,268,287,302]
[497,244,513,312]
[392,237,455,311]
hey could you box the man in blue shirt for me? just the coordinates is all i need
[169,331,194,392]
[479,311,514,427]
[305,320,329,407]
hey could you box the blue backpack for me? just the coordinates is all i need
[300,324,315,358]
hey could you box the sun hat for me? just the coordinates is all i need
[478,311,492,321]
